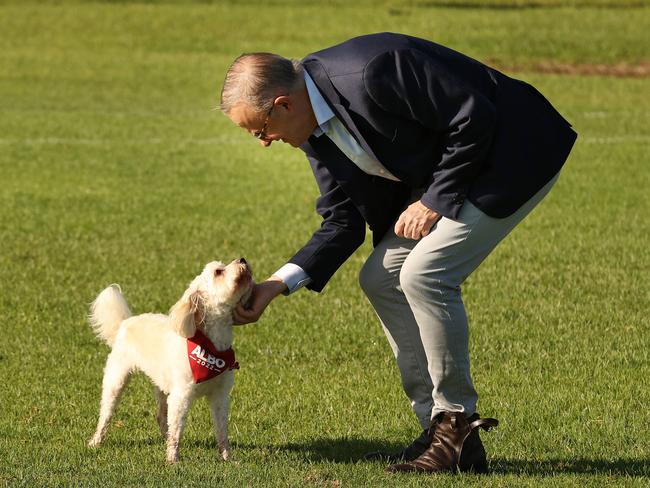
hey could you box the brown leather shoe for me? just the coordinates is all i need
[386,412,498,474]
[364,428,431,462]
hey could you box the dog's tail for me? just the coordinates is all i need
[89,284,132,347]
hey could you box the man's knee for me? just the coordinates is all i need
[399,255,456,300]
[359,254,391,300]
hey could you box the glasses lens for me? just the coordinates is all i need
[254,104,275,140]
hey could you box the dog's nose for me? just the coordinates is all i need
[237,257,247,265]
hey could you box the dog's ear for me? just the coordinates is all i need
[169,290,204,338]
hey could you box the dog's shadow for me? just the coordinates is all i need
[243,437,650,476]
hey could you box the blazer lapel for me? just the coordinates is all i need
[302,59,384,166]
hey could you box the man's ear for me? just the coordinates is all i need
[169,290,204,338]
[274,95,292,111]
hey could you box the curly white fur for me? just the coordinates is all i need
[87,259,253,463]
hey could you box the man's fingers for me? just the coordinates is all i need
[394,218,405,237]
[233,303,258,325]
[403,218,416,239]
[233,309,247,325]
[396,206,442,240]
[406,220,423,240]
[420,220,434,237]
[396,201,442,240]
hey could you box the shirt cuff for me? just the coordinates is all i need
[273,263,312,295]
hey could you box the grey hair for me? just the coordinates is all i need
[220,53,304,115]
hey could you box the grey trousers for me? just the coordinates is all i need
[359,174,559,429]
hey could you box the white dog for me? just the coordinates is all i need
[87,258,253,463]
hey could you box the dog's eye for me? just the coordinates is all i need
[214,269,224,277]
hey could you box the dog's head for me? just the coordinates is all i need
[169,258,253,338]
[200,258,253,307]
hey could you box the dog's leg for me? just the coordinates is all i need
[88,351,131,448]
[154,386,168,438]
[165,390,192,463]
[208,375,234,461]
[209,392,231,461]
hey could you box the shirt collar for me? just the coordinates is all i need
[304,70,335,137]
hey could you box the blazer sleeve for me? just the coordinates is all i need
[364,49,497,219]
[288,151,366,292]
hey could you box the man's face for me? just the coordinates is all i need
[227,95,314,148]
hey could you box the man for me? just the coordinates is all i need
[220,33,576,474]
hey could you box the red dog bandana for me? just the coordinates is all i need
[187,330,239,384]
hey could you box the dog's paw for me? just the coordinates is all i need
[166,439,180,463]
[220,451,239,464]
[87,437,101,448]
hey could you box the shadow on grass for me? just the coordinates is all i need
[418,0,648,9]
[490,457,650,476]
[106,436,650,476]
[263,437,405,463]
[267,437,650,476]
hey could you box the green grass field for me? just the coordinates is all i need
[1,1,649,486]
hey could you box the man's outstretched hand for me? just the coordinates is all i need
[394,200,442,240]
[233,277,288,325]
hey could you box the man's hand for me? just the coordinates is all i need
[233,277,288,325]
[394,200,442,240]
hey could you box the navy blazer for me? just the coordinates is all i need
[289,33,577,292]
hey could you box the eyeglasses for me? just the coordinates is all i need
[252,104,275,141]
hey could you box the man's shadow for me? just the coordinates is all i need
[258,436,650,476]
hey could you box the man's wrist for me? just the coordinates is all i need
[273,263,311,295]
[267,276,289,296]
